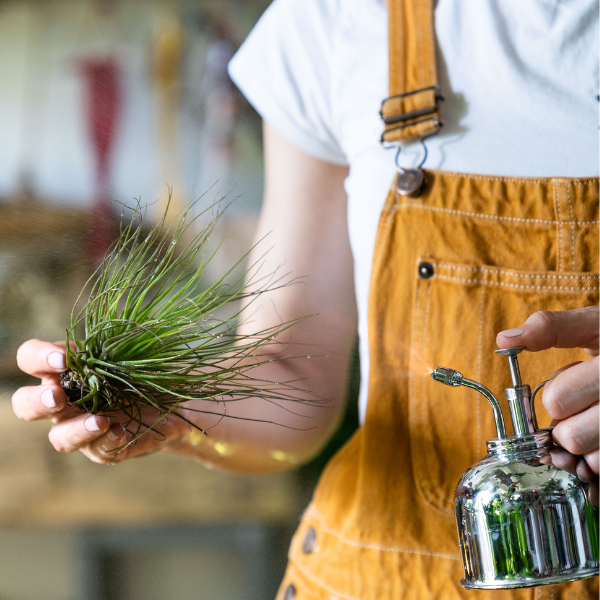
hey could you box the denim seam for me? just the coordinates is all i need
[554,182,563,271]
[566,186,576,271]
[433,273,598,292]
[291,557,365,600]
[398,202,599,226]
[476,284,486,451]
[424,171,599,184]
[429,262,598,280]
[409,277,455,512]
[416,282,454,510]
[304,504,461,561]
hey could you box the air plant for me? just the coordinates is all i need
[60,195,312,447]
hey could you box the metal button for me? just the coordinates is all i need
[418,262,434,279]
[396,168,425,197]
[302,527,317,554]
[283,583,296,600]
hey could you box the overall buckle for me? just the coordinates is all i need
[379,85,444,143]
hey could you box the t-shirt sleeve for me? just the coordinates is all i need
[228,0,348,166]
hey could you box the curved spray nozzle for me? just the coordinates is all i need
[431,367,507,439]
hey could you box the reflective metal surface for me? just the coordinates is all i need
[504,385,535,436]
[433,348,599,590]
[455,432,599,589]
[395,168,425,197]
[495,346,525,386]
[431,367,507,442]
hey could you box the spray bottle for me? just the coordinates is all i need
[432,346,599,589]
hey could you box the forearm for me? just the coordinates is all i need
[163,123,357,474]
[163,350,354,474]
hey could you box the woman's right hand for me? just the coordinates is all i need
[12,339,186,464]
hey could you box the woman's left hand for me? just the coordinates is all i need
[496,306,599,505]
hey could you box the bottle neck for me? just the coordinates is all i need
[486,429,553,458]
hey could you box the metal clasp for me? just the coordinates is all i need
[379,85,444,125]
[384,131,439,198]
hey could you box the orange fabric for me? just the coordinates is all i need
[381,0,441,142]
[277,172,599,599]
[277,1,598,597]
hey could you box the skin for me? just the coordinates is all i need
[497,306,599,505]
[12,125,600,499]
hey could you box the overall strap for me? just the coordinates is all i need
[380,0,442,143]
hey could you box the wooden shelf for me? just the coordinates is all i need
[0,390,300,527]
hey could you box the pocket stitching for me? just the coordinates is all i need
[398,202,599,226]
[554,182,563,271]
[476,285,486,453]
[429,262,599,281]
[410,277,455,513]
[434,273,598,292]
[565,185,577,271]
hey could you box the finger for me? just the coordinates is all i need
[540,447,598,483]
[584,449,599,476]
[82,428,162,464]
[552,404,599,456]
[80,405,185,463]
[543,447,578,476]
[542,357,599,419]
[16,339,68,378]
[12,383,83,424]
[546,361,583,380]
[12,385,68,421]
[575,457,596,483]
[82,422,170,463]
[48,413,110,453]
[496,306,599,353]
[80,423,130,465]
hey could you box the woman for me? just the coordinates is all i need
[13,0,599,598]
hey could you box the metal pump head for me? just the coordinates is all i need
[432,346,548,440]
[495,346,538,436]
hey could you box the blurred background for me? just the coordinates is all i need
[0,0,358,598]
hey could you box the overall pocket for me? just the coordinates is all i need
[409,258,599,513]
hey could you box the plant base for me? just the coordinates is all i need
[60,369,89,403]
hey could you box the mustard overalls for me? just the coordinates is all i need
[277,1,599,598]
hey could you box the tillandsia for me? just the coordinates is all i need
[60,194,314,449]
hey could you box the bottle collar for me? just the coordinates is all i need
[486,429,553,456]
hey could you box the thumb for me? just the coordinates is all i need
[496,306,599,353]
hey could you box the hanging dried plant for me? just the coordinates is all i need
[60,195,312,447]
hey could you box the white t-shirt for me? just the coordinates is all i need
[229,0,599,423]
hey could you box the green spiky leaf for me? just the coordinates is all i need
[61,194,315,447]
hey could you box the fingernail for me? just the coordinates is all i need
[48,351,66,370]
[499,328,524,338]
[106,424,124,441]
[85,416,102,432]
[41,388,56,409]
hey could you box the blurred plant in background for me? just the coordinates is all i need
[0,0,267,377]
[0,1,358,599]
